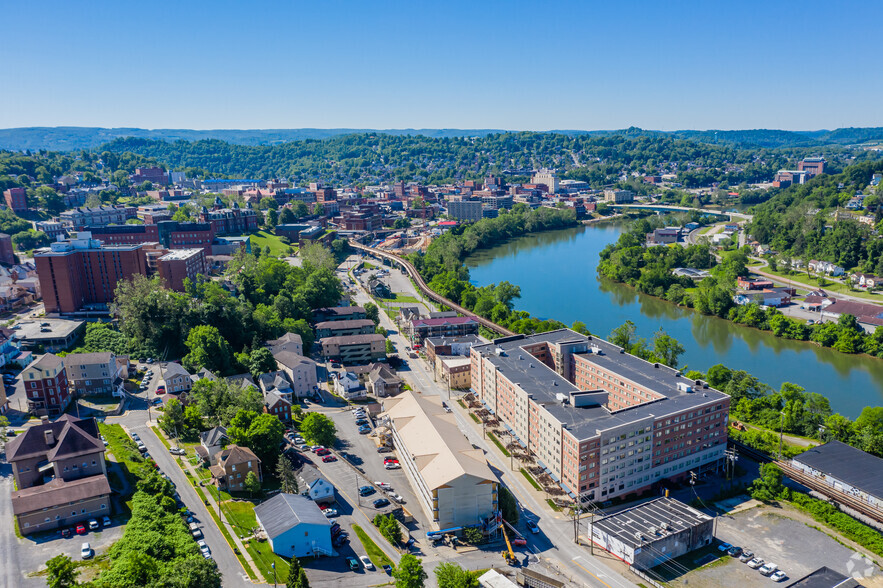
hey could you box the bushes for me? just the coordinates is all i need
[373,513,402,546]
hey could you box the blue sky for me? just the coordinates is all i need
[1,0,880,131]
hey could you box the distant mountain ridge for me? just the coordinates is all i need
[2,125,883,151]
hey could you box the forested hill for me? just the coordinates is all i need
[4,125,883,152]
[95,132,797,186]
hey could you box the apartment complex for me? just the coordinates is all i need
[381,392,499,531]
[63,352,124,396]
[157,248,207,290]
[0,233,15,265]
[7,415,112,535]
[408,316,479,344]
[446,200,483,222]
[59,205,137,230]
[35,233,151,314]
[471,330,729,502]
[604,189,635,203]
[271,349,319,398]
[315,319,375,339]
[320,334,386,364]
[3,187,28,212]
[22,353,70,416]
[85,220,215,252]
[312,305,367,323]
[198,202,259,235]
[798,156,826,177]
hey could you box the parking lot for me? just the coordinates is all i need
[661,505,883,588]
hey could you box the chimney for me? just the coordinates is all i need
[44,429,55,446]
[40,415,50,424]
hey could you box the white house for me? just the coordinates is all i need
[333,371,366,400]
[297,465,335,503]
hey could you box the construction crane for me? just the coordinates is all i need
[500,523,517,566]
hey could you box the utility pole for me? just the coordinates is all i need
[778,411,785,461]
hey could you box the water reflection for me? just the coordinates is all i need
[465,222,883,417]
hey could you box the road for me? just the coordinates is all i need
[345,253,639,588]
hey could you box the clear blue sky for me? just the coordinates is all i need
[2,0,880,131]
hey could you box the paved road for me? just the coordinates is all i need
[109,393,253,587]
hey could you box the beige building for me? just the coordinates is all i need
[320,334,386,364]
[381,392,498,532]
[63,352,125,396]
[435,356,472,390]
[603,189,634,203]
[272,350,319,398]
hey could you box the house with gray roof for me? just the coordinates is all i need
[266,332,303,356]
[296,465,335,503]
[253,493,332,558]
[272,350,318,398]
[197,425,228,462]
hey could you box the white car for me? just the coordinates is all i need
[759,563,778,576]
[323,509,339,518]
[197,540,210,555]
[770,571,787,582]
[360,555,374,570]
[81,542,93,559]
[389,493,405,503]
[384,463,400,470]
[375,482,392,490]
[747,558,765,569]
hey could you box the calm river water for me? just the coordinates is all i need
[465,223,883,418]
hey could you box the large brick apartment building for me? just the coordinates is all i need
[471,330,730,503]
[85,220,215,253]
[198,200,259,235]
[21,353,70,416]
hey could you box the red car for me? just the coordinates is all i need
[322,455,337,463]
[316,448,331,456]
[75,524,86,535]
[384,458,399,464]
[319,503,329,510]
[512,537,527,547]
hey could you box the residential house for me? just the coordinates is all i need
[258,371,293,401]
[21,354,70,416]
[367,364,402,398]
[227,373,256,390]
[196,425,227,463]
[190,367,217,385]
[263,390,292,423]
[158,362,192,394]
[733,287,793,308]
[253,493,333,558]
[646,227,680,246]
[272,350,318,398]
[63,352,123,396]
[266,332,303,357]
[297,465,335,503]
[809,260,845,277]
[0,328,32,369]
[209,445,262,491]
[333,371,366,400]
[435,356,472,390]
[6,415,111,534]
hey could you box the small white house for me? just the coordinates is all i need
[333,371,366,400]
[297,465,335,503]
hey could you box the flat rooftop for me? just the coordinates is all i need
[473,329,727,439]
[159,248,203,261]
[793,440,883,500]
[592,497,712,550]
[15,319,84,340]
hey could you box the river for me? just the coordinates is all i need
[465,223,883,418]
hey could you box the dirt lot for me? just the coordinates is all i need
[657,504,883,588]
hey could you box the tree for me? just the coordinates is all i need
[365,302,380,325]
[45,553,78,588]
[244,471,262,497]
[498,485,518,524]
[183,325,235,375]
[462,527,484,544]
[12,229,50,251]
[386,339,395,354]
[300,413,336,446]
[652,329,685,368]
[275,456,299,494]
[301,243,337,272]
[392,554,427,588]
[434,562,478,588]
[247,347,277,378]
[259,196,277,210]
[749,463,785,502]
[286,557,310,588]
[158,398,185,438]
[571,321,591,336]
[0,415,9,450]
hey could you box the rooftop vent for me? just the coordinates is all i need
[44,429,55,446]
[494,347,505,357]
[677,382,693,393]
[619,348,625,354]
[590,345,602,355]
[653,363,660,368]
[660,522,670,531]
[694,380,702,386]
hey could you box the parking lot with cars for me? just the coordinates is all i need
[665,506,883,587]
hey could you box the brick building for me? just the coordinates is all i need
[157,248,207,290]
[59,206,137,230]
[35,233,151,314]
[471,330,730,503]
[131,166,168,185]
[3,187,28,212]
[21,353,70,416]
[0,233,14,265]
[198,201,259,235]
[407,316,479,344]
[798,157,826,177]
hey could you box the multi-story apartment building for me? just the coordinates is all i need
[320,334,386,364]
[271,350,318,398]
[131,166,168,185]
[22,353,70,416]
[407,316,479,344]
[86,221,215,253]
[63,352,124,396]
[315,319,375,339]
[3,187,28,212]
[198,201,259,235]
[312,306,367,323]
[446,200,483,222]
[603,189,635,203]
[0,233,14,265]
[471,330,729,503]
[266,332,304,357]
[531,169,559,194]
[157,248,207,291]
[59,206,137,230]
[7,415,112,534]
[35,233,151,314]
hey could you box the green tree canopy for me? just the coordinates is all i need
[392,554,427,588]
[183,325,235,375]
[45,553,79,588]
[300,413,336,447]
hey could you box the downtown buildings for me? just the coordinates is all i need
[471,329,729,502]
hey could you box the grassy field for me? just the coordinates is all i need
[192,484,258,581]
[99,423,147,492]
[244,538,291,584]
[379,293,422,304]
[223,500,258,538]
[352,524,395,570]
[520,468,542,491]
[249,230,293,257]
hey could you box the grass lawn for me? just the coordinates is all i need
[487,430,511,457]
[244,538,291,584]
[192,484,258,581]
[249,230,293,257]
[520,468,542,491]
[99,423,148,489]
[546,499,562,512]
[379,293,422,304]
[468,412,480,423]
[223,500,258,538]
[352,524,395,569]
[150,426,171,449]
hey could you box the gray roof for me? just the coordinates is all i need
[159,362,190,378]
[369,363,400,385]
[63,351,113,367]
[200,426,227,448]
[267,332,303,347]
[793,440,883,500]
[254,493,331,540]
[473,329,728,440]
[297,464,333,491]
[273,350,317,370]
[320,333,385,345]
[425,334,482,348]
[593,497,712,550]
[784,567,862,588]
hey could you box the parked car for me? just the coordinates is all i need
[355,419,369,426]
[311,445,324,453]
[323,509,339,518]
[373,498,390,508]
[197,540,210,555]
[132,433,141,441]
[384,463,400,470]
[728,546,743,557]
[322,455,337,463]
[102,516,112,527]
[61,528,72,538]
[360,555,374,570]
[389,493,405,503]
[156,385,166,395]
[333,534,350,547]
[770,571,787,582]
[747,558,765,569]
[375,482,392,490]
[359,486,376,496]
[81,542,93,559]
[512,537,527,547]
[75,524,86,535]
[383,458,399,464]
[383,564,393,574]
[759,563,778,576]
[739,550,755,562]
[316,448,331,456]
[346,557,359,571]
[717,542,733,553]
[526,519,540,534]
[377,446,392,453]
[88,519,99,530]
[358,426,371,434]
